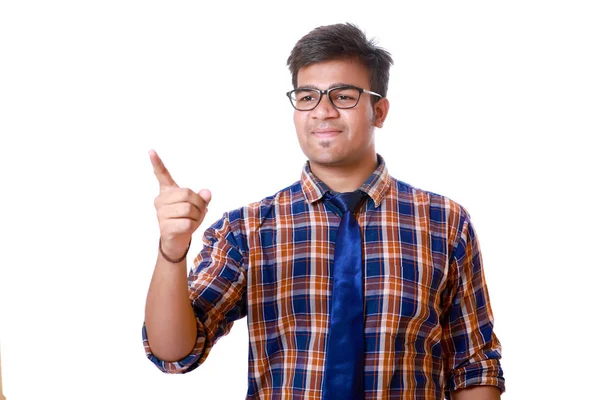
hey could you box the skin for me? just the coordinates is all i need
[293,58,389,192]
[452,386,502,399]
[144,58,501,397]
[144,150,211,361]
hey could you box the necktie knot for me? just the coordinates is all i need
[328,190,365,214]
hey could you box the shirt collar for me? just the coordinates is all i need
[300,154,391,208]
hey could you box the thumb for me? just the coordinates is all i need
[198,189,212,205]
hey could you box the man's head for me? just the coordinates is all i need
[286,23,393,172]
[287,23,393,99]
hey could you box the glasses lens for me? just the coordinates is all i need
[290,89,320,110]
[329,87,360,109]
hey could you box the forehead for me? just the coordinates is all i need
[296,58,370,89]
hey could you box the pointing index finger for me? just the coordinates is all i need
[148,149,178,188]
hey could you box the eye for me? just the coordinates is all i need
[333,91,357,101]
[294,90,319,103]
[330,87,360,107]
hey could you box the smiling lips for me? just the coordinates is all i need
[312,129,342,139]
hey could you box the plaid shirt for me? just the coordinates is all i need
[143,155,505,399]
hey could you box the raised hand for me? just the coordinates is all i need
[149,149,212,261]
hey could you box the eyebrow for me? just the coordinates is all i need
[296,82,356,91]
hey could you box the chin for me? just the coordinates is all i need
[300,141,357,166]
[307,152,347,166]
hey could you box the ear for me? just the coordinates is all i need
[373,97,390,128]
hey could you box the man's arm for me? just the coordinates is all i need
[143,150,248,374]
[143,214,248,374]
[452,385,501,400]
[144,150,211,362]
[441,208,505,395]
[144,250,198,362]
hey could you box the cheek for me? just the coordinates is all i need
[346,113,375,147]
[293,113,307,147]
[347,112,372,134]
[293,112,305,133]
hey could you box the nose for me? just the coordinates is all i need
[311,95,339,120]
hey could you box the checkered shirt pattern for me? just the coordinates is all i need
[142,155,505,399]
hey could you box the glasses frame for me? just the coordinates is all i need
[286,85,383,111]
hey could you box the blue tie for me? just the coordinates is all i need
[322,190,366,400]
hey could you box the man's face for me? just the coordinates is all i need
[293,58,388,169]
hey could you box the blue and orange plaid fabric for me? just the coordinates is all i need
[143,155,505,399]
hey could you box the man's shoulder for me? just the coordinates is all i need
[218,180,303,225]
[388,175,469,220]
[249,180,303,208]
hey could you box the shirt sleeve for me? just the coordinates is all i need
[143,211,248,374]
[441,209,505,396]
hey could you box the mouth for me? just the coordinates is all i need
[312,129,342,139]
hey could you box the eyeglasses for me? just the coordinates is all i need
[286,85,382,111]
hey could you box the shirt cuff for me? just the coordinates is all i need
[448,357,506,394]
[142,318,207,374]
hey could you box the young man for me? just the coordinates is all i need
[143,23,505,399]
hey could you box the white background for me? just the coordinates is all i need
[1,1,598,399]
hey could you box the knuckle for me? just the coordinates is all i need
[183,202,194,215]
[181,219,194,232]
[184,188,195,199]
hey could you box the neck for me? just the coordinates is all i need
[309,153,378,193]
